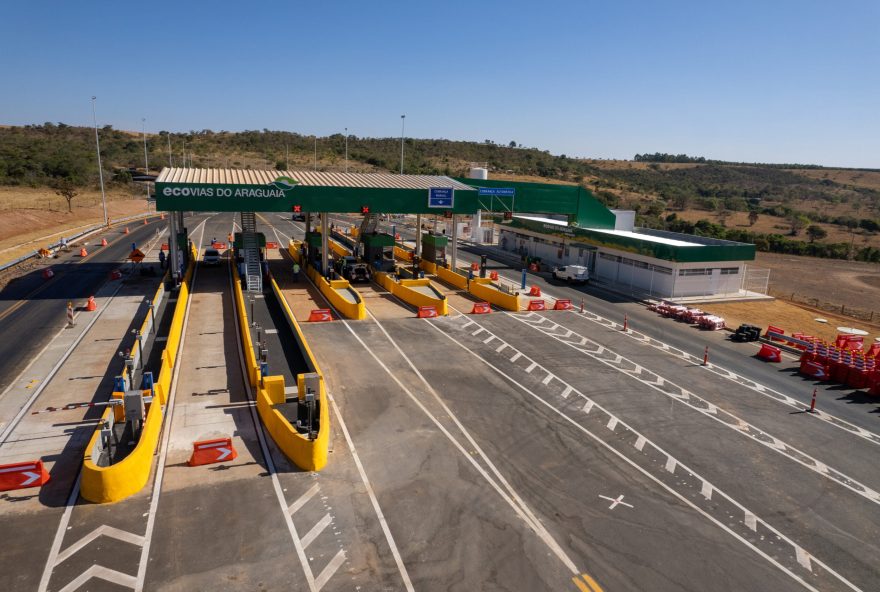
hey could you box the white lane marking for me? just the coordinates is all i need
[509,313,880,507]
[744,512,758,532]
[606,417,618,431]
[315,549,347,592]
[0,283,125,446]
[57,565,137,592]
[634,436,646,451]
[496,343,507,353]
[510,352,522,362]
[564,309,880,447]
[264,328,279,334]
[542,373,554,385]
[37,475,82,592]
[270,217,414,592]
[56,526,144,564]
[483,335,495,344]
[701,481,713,500]
[582,400,594,414]
[343,314,580,575]
[665,457,677,474]
[329,394,414,591]
[301,514,333,550]
[288,483,321,516]
[134,217,211,592]
[560,386,573,399]
[525,362,538,373]
[599,494,633,510]
[796,547,813,571]
[428,318,858,592]
[226,256,319,592]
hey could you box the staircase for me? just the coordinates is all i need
[240,212,262,293]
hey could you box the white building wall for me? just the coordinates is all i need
[498,228,746,299]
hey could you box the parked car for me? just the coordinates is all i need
[335,256,371,282]
[552,264,589,284]
[292,212,305,221]
[202,248,221,266]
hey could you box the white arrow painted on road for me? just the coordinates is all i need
[216,447,231,461]
[21,471,41,486]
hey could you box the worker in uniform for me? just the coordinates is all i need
[292,262,300,282]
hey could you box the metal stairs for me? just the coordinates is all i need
[239,212,262,293]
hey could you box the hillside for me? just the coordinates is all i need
[1,124,879,261]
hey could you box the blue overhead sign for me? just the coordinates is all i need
[428,187,454,208]
[477,187,516,197]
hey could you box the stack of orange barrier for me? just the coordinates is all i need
[799,338,877,389]
[308,309,333,322]
[528,285,541,297]
[417,306,438,318]
[553,299,572,310]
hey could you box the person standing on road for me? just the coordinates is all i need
[158,250,166,269]
[292,262,300,281]
[66,301,75,327]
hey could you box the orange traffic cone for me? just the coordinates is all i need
[124,227,130,234]
[160,213,165,220]
[101,238,108,246]
[79,247,88,257]
[86,296,97,311]
[143,218,148,225]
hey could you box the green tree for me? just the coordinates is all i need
[53,178,78,212]
[806,225,828,242]
[789,214,809,236]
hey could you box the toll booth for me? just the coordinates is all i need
[361,232,396,273]
[304,232,326,271]
[421,233,448,267]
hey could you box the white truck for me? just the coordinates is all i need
[552,264,589,284]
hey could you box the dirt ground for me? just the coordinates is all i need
[705,299,880,344]
[0,186,151,263]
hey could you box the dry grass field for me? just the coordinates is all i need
[0,186,150,262]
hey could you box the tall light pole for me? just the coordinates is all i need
[166,132,173,167]
[91,96,108,226]
[314,136,318,171]
[142,118,150,207]
[285,142,289,169]
[400,114,406,174]
[344,127,348,173]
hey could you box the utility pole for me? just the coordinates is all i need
[400,114,406,174]
[286,142,289,169]
[344,127,348,173]
[142,118,150,207]
[91,96,108,226]
[314,136,318,171]
[166,132,173,167]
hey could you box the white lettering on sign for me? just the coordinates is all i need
[161,186,285,198]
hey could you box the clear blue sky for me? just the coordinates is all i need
[2,0,877,167]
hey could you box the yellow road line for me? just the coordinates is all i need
[572,576,592,592]
[581,572,604,592]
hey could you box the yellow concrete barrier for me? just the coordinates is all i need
[468,277,521,311]
[420,259,438,275]
[393,245,413,262]
[306,265,366,320]
[81,255,195,503]
[258,278,329,471]
[375,273,447,315]
[81,393,163,503]
[436,265,468,290]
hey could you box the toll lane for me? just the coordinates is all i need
[443,311,877,591]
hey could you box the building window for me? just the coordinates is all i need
[679,268,710,276]
[653,266,672,275]
[720,267,739,275]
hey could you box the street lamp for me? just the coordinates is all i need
[314,136,318,171]
[91,97,108,226]
[142,118,150,208]
[344,127,348,173]
[400,115,405,174]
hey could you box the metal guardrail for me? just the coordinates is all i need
[0,212,157,274]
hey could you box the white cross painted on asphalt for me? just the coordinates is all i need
[599,494,633,510]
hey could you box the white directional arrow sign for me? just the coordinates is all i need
[21,471,41,486]
[216,447,231,461]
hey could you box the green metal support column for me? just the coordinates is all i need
[451,214,458,270]
[321,213,329,277]
[415,214,421,257]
